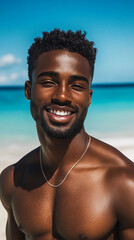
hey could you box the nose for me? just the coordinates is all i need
[51,82,72,105]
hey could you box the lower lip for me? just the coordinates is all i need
[45,111,75,124]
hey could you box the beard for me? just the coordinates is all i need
[30,100,88,139]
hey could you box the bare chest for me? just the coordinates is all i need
[12,173,117,240]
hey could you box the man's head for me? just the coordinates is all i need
[25,29,97,139]
[27,29,97,83]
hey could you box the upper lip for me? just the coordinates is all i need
[44,105,77,113]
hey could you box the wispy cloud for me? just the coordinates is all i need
[0,54,21,68]
[0,75,7,83]
[0,70,27,84]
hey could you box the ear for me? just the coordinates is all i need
[25,81,31,100]
[88,89,93,106]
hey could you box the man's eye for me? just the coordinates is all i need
[71,84,85,91]
[41,81,56,87]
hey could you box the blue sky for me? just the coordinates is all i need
[0,0,134,85]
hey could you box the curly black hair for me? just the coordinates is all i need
[27,29,97,82]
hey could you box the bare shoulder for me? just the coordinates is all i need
[0,146,40,210]
[90,137,134,227]
[90,136,134,167]
[0,164,15,210]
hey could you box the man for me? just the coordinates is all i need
[0,29,134,240]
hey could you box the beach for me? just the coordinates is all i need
[0,137,134,239]
[0,85,134,238]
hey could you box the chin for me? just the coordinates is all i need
[40,120,84,139]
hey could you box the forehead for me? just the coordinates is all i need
[33,50,91,80]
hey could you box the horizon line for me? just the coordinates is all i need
[0,82,134,89]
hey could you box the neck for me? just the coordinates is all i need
[37,125,89,171]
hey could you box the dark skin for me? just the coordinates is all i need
[0,50,134,240]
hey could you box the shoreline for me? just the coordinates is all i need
[0,136,134,169]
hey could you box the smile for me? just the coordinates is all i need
[44,106,76,124]
[48,109,72,116]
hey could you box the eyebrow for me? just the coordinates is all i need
[70,75,89,84]
[37,71,59,79]
[37,71,89,84]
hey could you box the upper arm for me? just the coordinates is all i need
[119,228,134,240]
[114,167,134,239]
[6,210,25,240]
[0,166,25,240]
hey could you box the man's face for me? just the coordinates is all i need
[25,50,92,138]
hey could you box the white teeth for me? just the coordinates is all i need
[57,110,60,115]
[60,111,65,116]
[49,109,71,116]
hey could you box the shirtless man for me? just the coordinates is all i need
[0,29,134,240]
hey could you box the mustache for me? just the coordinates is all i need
[30,99,78,114]
[42,100,78,113]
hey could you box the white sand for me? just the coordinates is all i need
[0,138,134,239]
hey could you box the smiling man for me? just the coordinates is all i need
[0,29,134,240]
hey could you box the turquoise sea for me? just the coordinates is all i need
[0,84,134,143]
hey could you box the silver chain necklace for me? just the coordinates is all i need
[40,136,91,188]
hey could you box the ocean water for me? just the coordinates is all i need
[0,84,134,143]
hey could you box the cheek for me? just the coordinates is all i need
[31,85,51,104]
[31,84,40,100]
[73,92,90,109]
